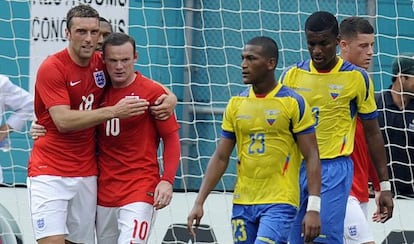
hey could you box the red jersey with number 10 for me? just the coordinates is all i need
[97,72,180,207]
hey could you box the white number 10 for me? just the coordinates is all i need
[105,118,120,136]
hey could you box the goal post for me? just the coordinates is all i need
[1,0,414,243]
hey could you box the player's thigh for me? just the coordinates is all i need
[343,196,374,244]
[232,204,258,244]
[96,205,119,244]
[118,202,157,244]
[66,176,97,243]
[256,204,297,244]
[28,176,76,240]
[316,157,353,243]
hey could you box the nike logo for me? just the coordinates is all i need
[70,80,81,86]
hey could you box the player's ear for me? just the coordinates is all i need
[339,39,347,49]
[65,28,70,40]
[268,57,276,70]
[134,51,138,62]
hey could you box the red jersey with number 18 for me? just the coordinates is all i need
[28,49,106,177]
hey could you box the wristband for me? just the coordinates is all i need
[306,195,321,212]
[380,181,391,191]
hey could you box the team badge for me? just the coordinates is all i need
[328,84,343,100]
[347,225,358,238]
[264,109,279,125]
[93,70,106,88]
[36,218,46,231]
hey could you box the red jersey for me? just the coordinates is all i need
[350,117,380,202]
[97,72,180,207]
[28,49,106,177]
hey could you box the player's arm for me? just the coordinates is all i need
[361,118,393,222]
[154,129,181,210]
[150,82,177,120]
[1,77,34,133]
[187,136,235,236]
[297,131,321,242]
[49,97,149,133]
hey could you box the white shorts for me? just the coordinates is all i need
[96,202,157,244]
[27,175,97,243]
[343,195,374,243]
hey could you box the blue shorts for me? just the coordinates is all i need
[232,203,297,244]
[289,157,353,244]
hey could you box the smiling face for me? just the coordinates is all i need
[66,17,100,66]
[306,29,339,71]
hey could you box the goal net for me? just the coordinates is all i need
[1,0,414,243]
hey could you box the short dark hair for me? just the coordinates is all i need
[246,36,279,63]
[339,16,374,40]
[305,11,338,37]
[99,16,113,33]
[66,4,99,30]
[102,32,136,57]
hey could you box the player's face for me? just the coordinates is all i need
[241,44,273,85]
[103,42,137,88]
[400,75,414,94]
[306,30,339,71]
[97,21,112,51]
[66,17,100,65]
[340,33,374,70]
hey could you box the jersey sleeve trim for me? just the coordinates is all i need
[221,130,235,140]
[358,110,378,120]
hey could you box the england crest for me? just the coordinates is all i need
[36,218,46,231]
[93,70,106,88]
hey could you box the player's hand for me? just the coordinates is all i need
[377,190,393,222]
[187,204,204,237]
[30,121,46,140]
[372,191,387,222]
[150,93,177,120]
[112,97,149,119]
[153,180,173,210]
[0,124,10,141]
[302,211,321,243]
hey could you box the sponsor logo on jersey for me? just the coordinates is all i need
[70,80,81,86]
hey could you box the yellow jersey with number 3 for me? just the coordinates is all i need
[280,57,377,159]
[221,82,315,206]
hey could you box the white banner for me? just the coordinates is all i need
[29,0,129,93]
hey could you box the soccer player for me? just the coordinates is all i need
[27,5,149,244]
[95,32,181,244]
[376,53,414,198]
[30,13,176,139]
[187,36,322,244]
[96,16,113,52]
[339,16,383,244]
[280,11,393,244]
[94,16,176,120]
[0,74,33,182]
